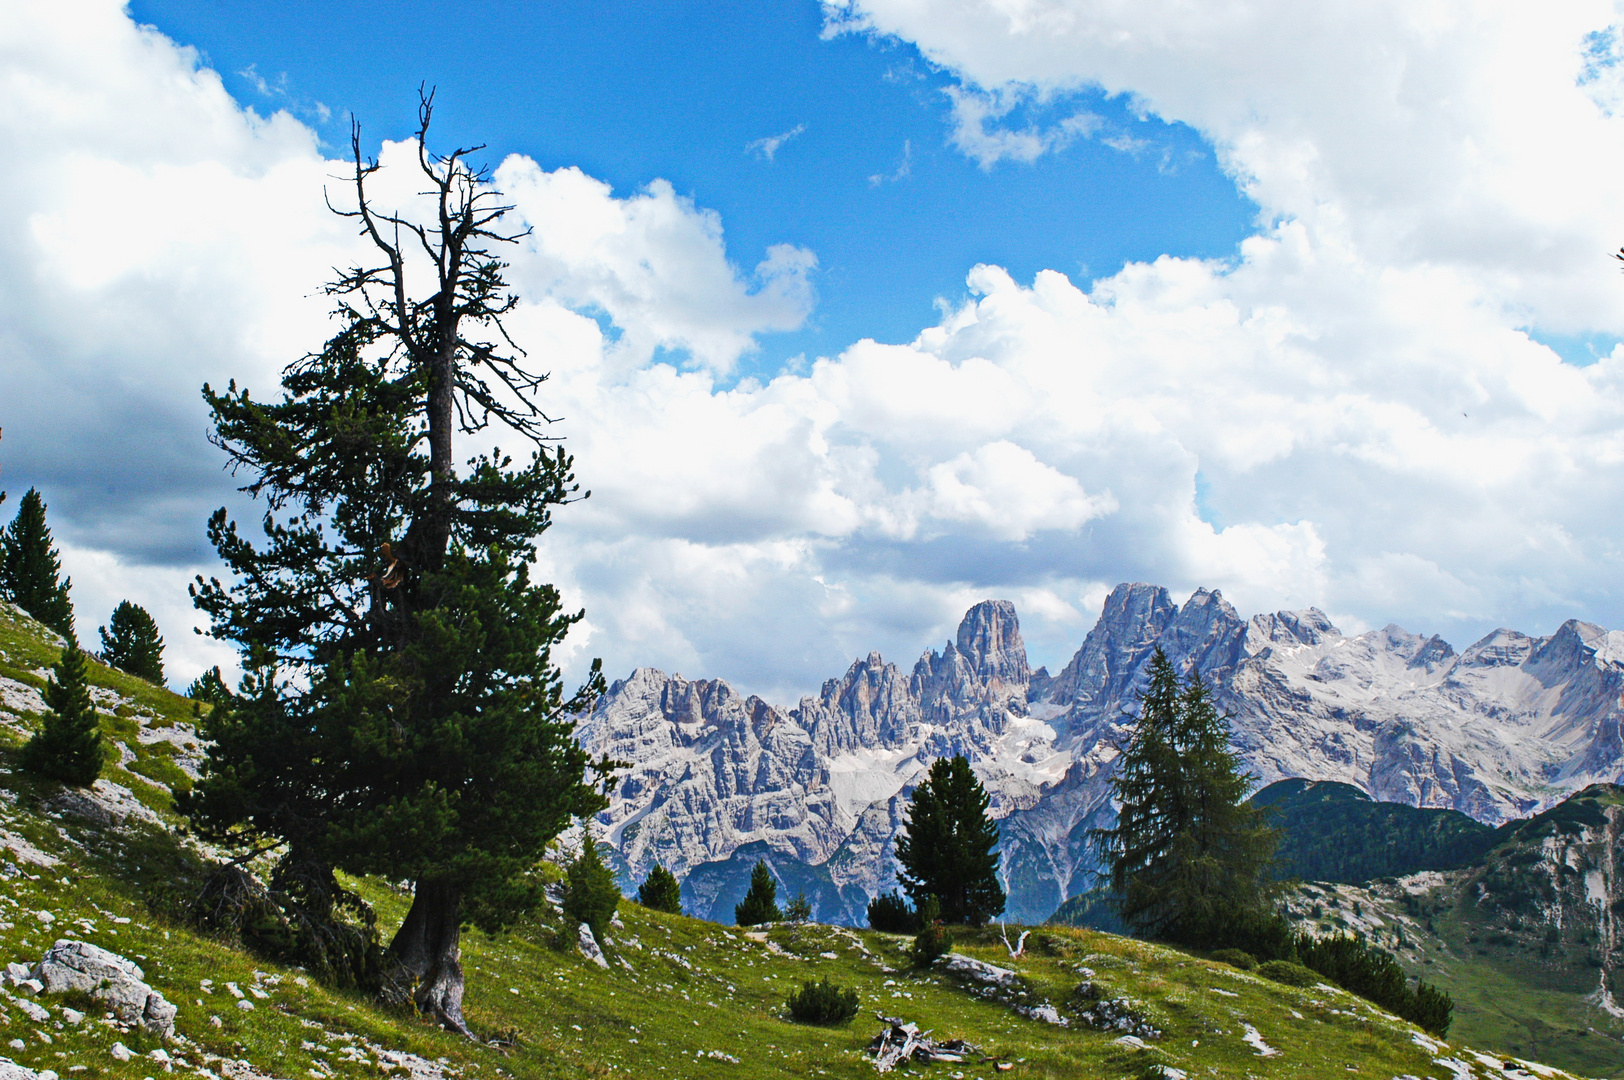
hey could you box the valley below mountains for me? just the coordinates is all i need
[578,583,1624,925]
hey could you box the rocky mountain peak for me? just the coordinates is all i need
[955,599,1029,692]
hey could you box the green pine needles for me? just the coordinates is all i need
[1091,649,1279,949]
[180,91,615,1034]
[895,754,1005,926]
[99,600,165,684]
[735,860,782,926]
[562,838,621,943]
[636,864,683,914]
[20,642,105,787]
[1,488,75,641]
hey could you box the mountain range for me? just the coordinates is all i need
[576,582,1624,924]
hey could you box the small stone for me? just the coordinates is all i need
[60,1009,83,1025]
[16,999,48,1023]
[225,983,243,999]
[111,1042,133,1061]
[7,1038,23,1050]
[235,1000,254,1012]
[209,1016,222,1028]
[149,1050,170,1063]
[34,912,53,925]
[38,1071,59,1080]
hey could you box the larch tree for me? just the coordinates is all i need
[1090,648,1278,948]
[2,488,76,641]
[100,600,165,684]
[894,754,1005,927]
[183,90,614,1034]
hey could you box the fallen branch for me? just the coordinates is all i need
[866,1014,982,1073]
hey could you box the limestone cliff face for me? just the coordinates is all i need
[576,585,1624,925]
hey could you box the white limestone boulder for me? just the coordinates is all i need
[29,939,176,1036]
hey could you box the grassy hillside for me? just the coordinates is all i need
[0,603,1595,1079]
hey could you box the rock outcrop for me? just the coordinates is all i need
[579,584,1624,924]
[30,939,176,1036]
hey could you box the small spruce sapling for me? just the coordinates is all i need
[187,665,233,718]
[20,642,105,786]
[636,864,683,914]
[562,836,621,943]
[735,859,782,926]
[786,891,812,923]
[99,600,166,684]
[909,895,951,968]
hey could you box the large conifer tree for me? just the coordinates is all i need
[1091,649,1278,947]
[183,92,613,1034]
[2,489,75,640]
[99,600,165,683]
[894,754,1005,926]
[20,642,104,787]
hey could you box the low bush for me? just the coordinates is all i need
[1209,948,1257,970]
[785,977,860,1025]
[1258,960,1320,987]
[1296,932,1453,1036]
[909,895,951,968]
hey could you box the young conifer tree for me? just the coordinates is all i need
[636,864,683,914]
[100,600,165,683]
[1091,649,1278,947]
[734,860,782,926]
[894,754,1005,926]
[562,836,621,942]
[186,665,232,708]
[20,642,104,786]
[182,91,615,1034]
[2,489,75,640]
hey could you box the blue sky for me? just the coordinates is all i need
[129,0,1254,381]
[8,0,1624,699]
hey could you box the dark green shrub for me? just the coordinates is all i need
[563,838,621,941]
[909,895,951,968]
[867,890,920,933]
[786,891,812,922]
[1295,932,1453,1036]
[1258,960,1319,987]
[1410,980,1454,1037]
[1210,948,1257,970]
[636,864,683,914]
[785,977,859,1025]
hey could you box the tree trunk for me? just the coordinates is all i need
[384,879,470,1036]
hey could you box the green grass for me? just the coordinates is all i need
[0,603,1597,1079]
[1284,878,1624,1079]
